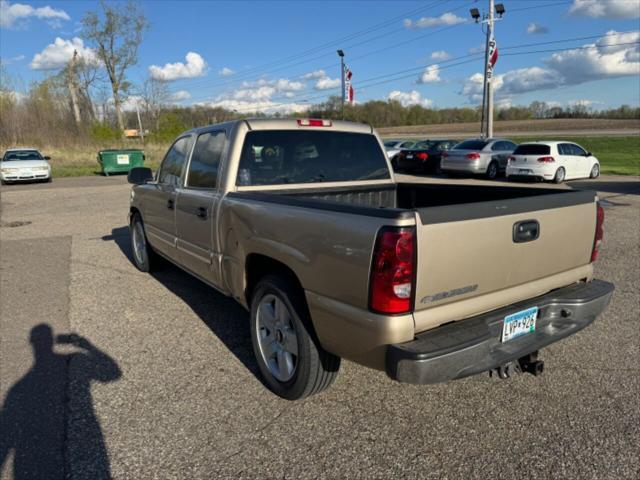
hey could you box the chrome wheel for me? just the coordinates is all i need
[554,167,565,183]
[256,294,298,382]
[132,220,148,266]
[591,164,600,178]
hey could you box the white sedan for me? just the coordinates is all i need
[1,148,52,185]
[506,141,600,183]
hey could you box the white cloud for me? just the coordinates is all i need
[404,12,466,29]
[29,37,97,70]
[0,0,70,29]
[527,22,549,35]
[171,90,191,102]
[545,30,640,83]
[315,76,340,90]
[388,90,433,107]
[218,67,234,77]
[200,99,309,115]
[569,0,640,18]
[461,30,640,101]
[149,52,207,81]
[431,50,451,61]
[302,69,327,80]
[417,64,441,83]
[1,54,25,64]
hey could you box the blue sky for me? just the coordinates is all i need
[1,0,639,113]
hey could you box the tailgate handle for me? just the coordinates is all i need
[513,220,540,243]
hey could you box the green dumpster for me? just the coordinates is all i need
[97,149,145,176]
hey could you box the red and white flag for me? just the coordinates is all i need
[487,33,498,78]
[344,65,354,103]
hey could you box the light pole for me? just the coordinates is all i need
[337,49,345,120]
[471,1,505,138]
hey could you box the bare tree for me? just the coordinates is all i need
[141,77,170,130]
[82,0,148,134]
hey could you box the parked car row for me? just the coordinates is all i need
[388,137,601,183]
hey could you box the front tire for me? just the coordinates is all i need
[553,167,566,184]
[590,164,600,179]
[130,212,158,272]
[250,275,340,400]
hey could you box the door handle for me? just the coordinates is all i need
[513,220,540,243]
[196,206,208,219]
[167,199,175,210]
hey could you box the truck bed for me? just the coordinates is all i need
[233,182,595,218]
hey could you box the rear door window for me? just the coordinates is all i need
[558,143,572,156]
[237,130,391,186]
[513,144,551,156]
[158,136,191,186]
[187,131,226,189]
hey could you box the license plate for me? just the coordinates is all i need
[501,306,538,343]
[518,169,531,174]
[117,154,130,165]
[406,154,413,159]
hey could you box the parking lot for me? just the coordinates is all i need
[1,174,638,479]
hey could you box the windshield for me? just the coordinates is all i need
[454,140,488,151]
[237,130,391,186]
[3,150,43,161]
[384,141,398,148]
[513,144,551,155]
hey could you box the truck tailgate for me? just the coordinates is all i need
[413,190,597,332]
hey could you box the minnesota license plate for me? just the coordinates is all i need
[501,306,538,343]
[519,169,531,174]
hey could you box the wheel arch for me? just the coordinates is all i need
[245,253,304,307]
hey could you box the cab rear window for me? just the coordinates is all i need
[513,144,551,155]
[237,130,391,186]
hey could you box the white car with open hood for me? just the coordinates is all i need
[506,141,600,183]
[1,148,52,184]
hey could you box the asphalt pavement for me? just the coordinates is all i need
[0,174,638,479]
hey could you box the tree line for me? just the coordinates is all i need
[1,1,638,148]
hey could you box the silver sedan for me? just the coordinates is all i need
[441,138,517,179]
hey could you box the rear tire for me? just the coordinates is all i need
[486,161,499,180]
[250,275,340,400]
[553,167,566,184]
[130,212,158,272]
[590,164,600,179]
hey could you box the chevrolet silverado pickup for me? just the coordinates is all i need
[127,118,614,400]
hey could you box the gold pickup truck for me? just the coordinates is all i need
[127,119,614,400]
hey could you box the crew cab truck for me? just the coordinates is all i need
[127,119,614,400]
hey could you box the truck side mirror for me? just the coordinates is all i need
[128,167,153,185]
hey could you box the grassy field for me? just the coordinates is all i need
[2,132,638,178]
[0,143,171,178]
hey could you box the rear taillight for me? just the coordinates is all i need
[537,156,555,163]
[508,156,516,164]
[369,227,415,314]
[297,118,332,127]
[591,203,605,262]
[466,152,481,160]
[416,152,429,161]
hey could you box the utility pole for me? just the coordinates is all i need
[67,50,82,127]
[470,1,504,139]
[135,101,144,142]
[337,49,345,120]
[486,0,495,139]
